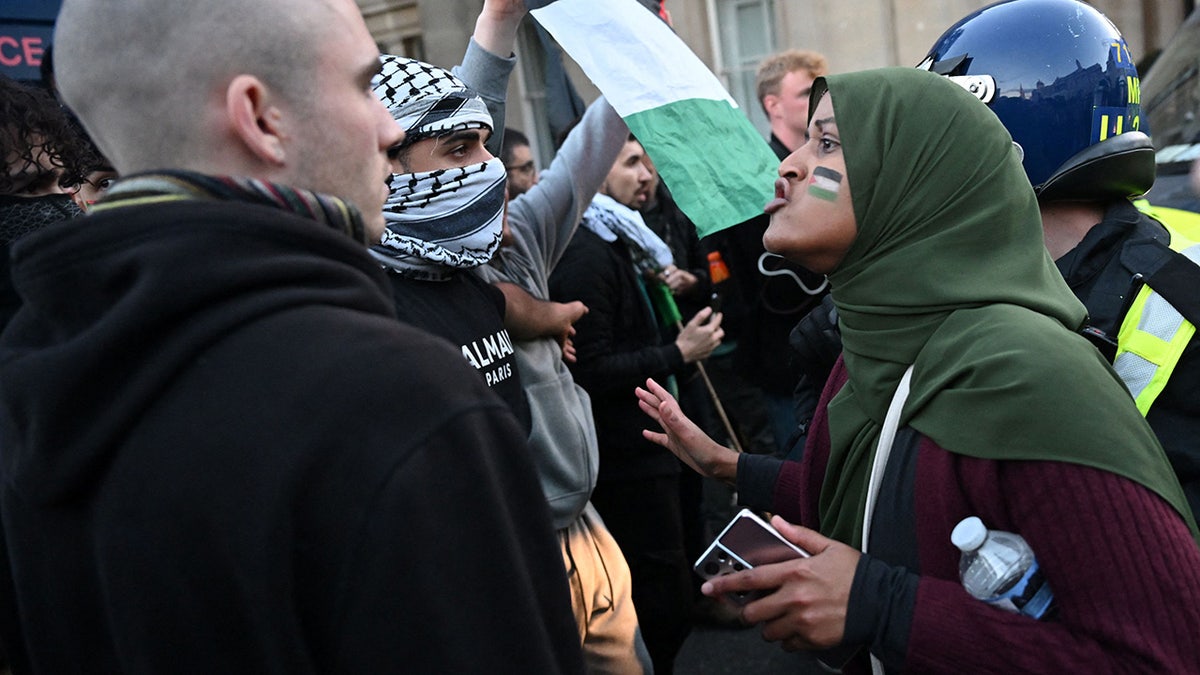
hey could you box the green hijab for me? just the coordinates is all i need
[814,68,1196,546]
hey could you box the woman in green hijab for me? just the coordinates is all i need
[637,67,1200,673]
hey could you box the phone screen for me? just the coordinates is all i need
[718,514,809,567]
[694,510,810,605]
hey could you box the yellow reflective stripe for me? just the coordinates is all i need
[1111,222,1200,415]
[1114,286,1195,415]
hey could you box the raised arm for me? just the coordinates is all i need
[452,0,526,156]
[469,0,525,57]
[507,97,628,273]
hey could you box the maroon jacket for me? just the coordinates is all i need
[756,358,1200,674]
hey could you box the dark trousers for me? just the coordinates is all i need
[591,474,693,675]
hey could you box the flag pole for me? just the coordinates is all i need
[689,354,744,454]
[647,280,743,453]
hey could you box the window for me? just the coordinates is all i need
[400,34,425,62]
[709,0,777,136]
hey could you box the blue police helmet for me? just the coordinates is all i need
[919,0,1155,201]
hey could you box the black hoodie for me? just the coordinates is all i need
[0,200,581,674]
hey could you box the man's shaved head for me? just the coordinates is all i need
[55,0,329,174]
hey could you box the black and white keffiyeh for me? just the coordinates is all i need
[582,193,674,276]
[372,54,493,146]
[371,158,507,280]
[369,54,505,280]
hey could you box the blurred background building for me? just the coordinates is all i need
[4,0,1193,182]
[353,0,1194,166]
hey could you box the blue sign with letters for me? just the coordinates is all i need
[1,0,61,82]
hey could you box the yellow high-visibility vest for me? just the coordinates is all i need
[1134,200,1200,241]
[1115,203,1200,415]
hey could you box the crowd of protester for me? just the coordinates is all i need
[1,0,1198,673]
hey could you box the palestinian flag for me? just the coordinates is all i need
[808,167,842,201]
[530,0,779,237]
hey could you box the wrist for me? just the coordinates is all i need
[472,8,523,57]
[711,445,739,483]
[673,338,693,364]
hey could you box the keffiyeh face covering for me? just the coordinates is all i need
[369,54,504,279]
[371,158,507,279]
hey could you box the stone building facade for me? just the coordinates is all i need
[357,0,1191,164]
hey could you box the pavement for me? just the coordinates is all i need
[673,615,837,674]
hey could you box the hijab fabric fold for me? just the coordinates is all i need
[814,68,1195,545]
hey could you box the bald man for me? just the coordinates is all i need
[0,1,581,672]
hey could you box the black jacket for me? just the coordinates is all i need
[699,134,827,396]
[0,200,581,674]
[1056,200,1200,518]
[639,182,711,322]
[549,226,684,481]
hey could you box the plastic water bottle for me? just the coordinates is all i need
[951,516,1054,619]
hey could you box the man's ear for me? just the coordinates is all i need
[761,93,781,120]
[226,74,288,166]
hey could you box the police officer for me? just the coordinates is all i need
[789,0,1200,519]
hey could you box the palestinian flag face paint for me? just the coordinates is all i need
[808,166,842,202]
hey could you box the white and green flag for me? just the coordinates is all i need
[530,0,779,238]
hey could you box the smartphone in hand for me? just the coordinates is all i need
[693,509,809,605]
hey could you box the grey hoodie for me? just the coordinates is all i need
[474,95,629,528]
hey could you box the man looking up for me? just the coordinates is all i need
[0,0,582,672]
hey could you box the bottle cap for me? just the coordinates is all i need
[951,516,987,552]
[707,251,731,283]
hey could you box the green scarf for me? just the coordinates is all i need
[814,68,1196,545]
